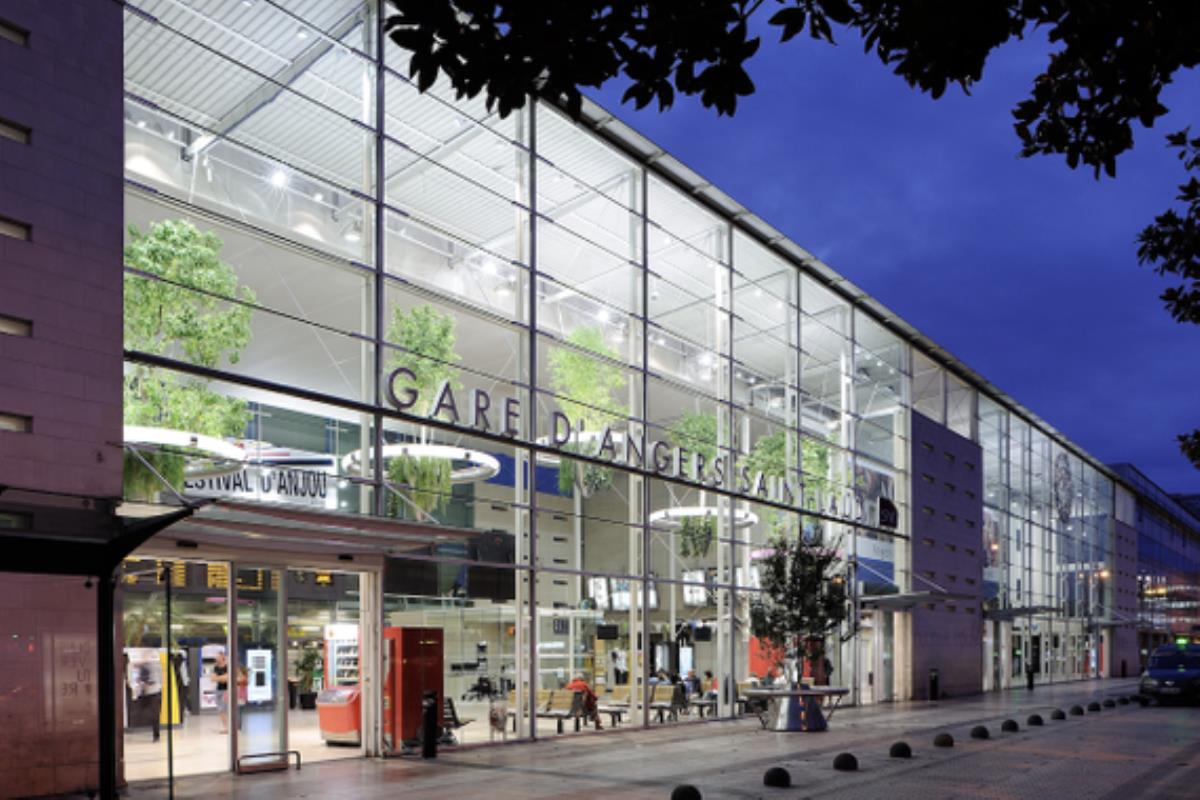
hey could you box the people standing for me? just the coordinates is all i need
[611,649,628,685]
[213,651,230,734]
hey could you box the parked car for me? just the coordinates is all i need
[1139,644,1200,704]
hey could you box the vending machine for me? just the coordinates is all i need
[382,626,444,751]
[324,623,359,687]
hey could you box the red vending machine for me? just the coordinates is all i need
[382,626,444,752]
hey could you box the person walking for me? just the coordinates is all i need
[136,659,163,742]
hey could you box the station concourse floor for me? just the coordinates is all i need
[124,679,1200,800]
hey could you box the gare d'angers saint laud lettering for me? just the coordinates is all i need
[386,366,874,524]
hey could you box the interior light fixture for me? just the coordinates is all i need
[136,120,146,129]
[296,27,309,40]
[313,191,324,203]
[595,307,611,323]
[270,169,288,188]
[343,222,362,243]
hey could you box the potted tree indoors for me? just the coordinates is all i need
[122,219,256,501]
[296,646,322,710]
[547,326,627,497]
[385,303,461,519]
[667,411,719,557]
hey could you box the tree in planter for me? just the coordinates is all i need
[123,220,256,501]
[295,646,323,709]
[548,326,627,497]
[667,411,718,557]
[749,532,849,687]
[385,304,461,519]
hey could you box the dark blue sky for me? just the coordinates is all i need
[589,26,1200,495]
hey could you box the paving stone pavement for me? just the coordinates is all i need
[123,679,1200,800]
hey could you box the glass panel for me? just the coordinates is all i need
[235,566,285,768]
[286,569,361,764]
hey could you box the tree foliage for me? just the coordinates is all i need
[386,1,1200,468]
[123,220,256,498]
[750,533,849,676]
[1138,129,1200,466]
[386,304,462,518]
[549,327,628,496]
[666,411,720,556]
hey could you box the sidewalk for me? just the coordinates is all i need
[126,678,1200,800]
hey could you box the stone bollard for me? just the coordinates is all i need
[763,767,790,788]
[833,753,858,772]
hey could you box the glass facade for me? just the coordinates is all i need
[119,0,913,763]
[113,0,1137,783]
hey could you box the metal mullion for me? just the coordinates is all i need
[526,99,540,740]
[725,221,737,715]
[373,2,386,519]
[640,163,651,729]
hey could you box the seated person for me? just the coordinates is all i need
[683,669,701,696]
[564,674,603,731]
[704,670,718,699]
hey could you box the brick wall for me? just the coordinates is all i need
[0,0,123,499]
[908,411,985,699]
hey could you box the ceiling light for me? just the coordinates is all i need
[296,27,309,40]
[136,120,146,129]
[596,308,611,323]
[270,169,288,188]
[344,223,362,243]
[313,191,324,203]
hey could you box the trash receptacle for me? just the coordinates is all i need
[928,668,940,701]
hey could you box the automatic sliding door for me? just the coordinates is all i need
[233,566,286,771]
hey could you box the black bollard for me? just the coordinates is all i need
[422,690,439,759]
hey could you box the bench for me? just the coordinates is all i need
[689,696,718,718]
[649,683,685,723]
[440,696,474,744]
[505,689,553,732]
[598,685,630,727]
[736,681,766,715]
[537,690,585,734]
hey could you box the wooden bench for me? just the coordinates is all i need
[688,695,718,718]
[537,690,585,734]
[649,683,684,723]
[736,681,766,715]
[598,685,630,727]
[505,689,553,732]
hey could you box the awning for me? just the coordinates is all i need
[140,496,479,558]
[982,605,1061,621]
[859,591,978,611]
